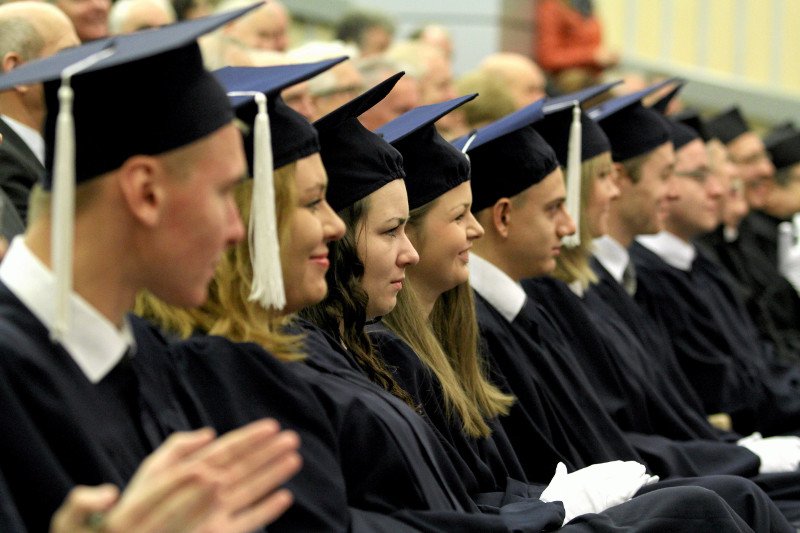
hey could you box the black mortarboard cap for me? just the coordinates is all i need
[765,130,800,171]
[648,83,699,151]
[588,78,674,161]
[763,122,798,149]
[0,5,258,340]
[543,80,622,112]
[377,94,477,210]
[536,82,619,166]
[0,5,258,187]
[215,57,346,171]
[672,108,710,142]
[705,107,750,144]
[216,58,346,311]
[451,99,559,213]
[315,73,406,212]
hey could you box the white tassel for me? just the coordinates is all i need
[50,47,114,343]
[562,102,582,248]
[229,91,285,310]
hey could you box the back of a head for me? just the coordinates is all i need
[456,70,516,128]
[0,2,78,64]
[335,10,394,47]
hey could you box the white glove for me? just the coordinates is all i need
[778,222,800,293]
[738,432,800,473]
[539,461,659,525]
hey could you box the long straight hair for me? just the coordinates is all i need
[135,164,304,361]
[552,152,613,288]
[383,199,514,438]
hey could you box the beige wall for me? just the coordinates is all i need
[597,0,800,94]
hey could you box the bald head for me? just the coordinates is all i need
[480,52,546,109]
[0,2,79,130]
[220,0,290,51]
[0,2,79,64]
[415,24,453,59]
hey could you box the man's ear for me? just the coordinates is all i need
[116,155,167,227]
[2,52,29,94]
[613,162,629,188]
[492,198,512,239]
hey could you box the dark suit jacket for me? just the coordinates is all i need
[0,116,45,226]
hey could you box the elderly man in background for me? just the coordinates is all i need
[479,52,548,109]
[52,0,109,42]
[0,2,79,229]
[108,0,176,34]
[355,56,419,130]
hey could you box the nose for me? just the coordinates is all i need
[467,211,484,240]
[323,202,346,241]
[664,176,681,201]
[608,178,621,200]
[706,174,724,199]
[227,202,246,246]
[398,231,420,267]
[559,209,577,238]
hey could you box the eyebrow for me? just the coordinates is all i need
[383,216,408,226]
[448,202,470,213]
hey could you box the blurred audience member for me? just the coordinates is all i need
[455,69,516,129]
[535,0,618,93]
[0,2,79,227]
[386,41,461,137]
[335,10,395,58]
[289,42,363,120]
[109,0,175,34]
[171,0,212,20]
[356,56,419,130]
[409,23,453,60]
[217,0,290,52]
[479,52,547,109]
[53,0,110,42]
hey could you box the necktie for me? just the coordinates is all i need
[622,261,637,296]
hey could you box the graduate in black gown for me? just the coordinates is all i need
[0,12,308,533]
[449,88,799,530]
[297,77,774,531]
[699,107,800,363]
[365,92,800,530]
[631,113,800,438]
[521,85,800,522]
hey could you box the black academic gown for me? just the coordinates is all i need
[698,218,800,364]
[169,335,413,532]
[474,285,798,531]
[0,283,200,532]
[292,319,572,533]
[367,324,537,494]
[369,324,800,529]
[523,276,762,478]
[0,117,44,226]
[299,319,776,532]
[631,241,800,436]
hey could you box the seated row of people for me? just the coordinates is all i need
[1,9,800,532]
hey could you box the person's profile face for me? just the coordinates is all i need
[280,153,345,314]
[148,124,246,307]
[55,0,110,42]
[507,168,575,278]
[356,179,419,319]
[407,181,483,298]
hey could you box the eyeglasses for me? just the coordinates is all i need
[731,151,772,166]
[674,168,711,183]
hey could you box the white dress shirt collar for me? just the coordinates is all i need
[0,237,134,383]
[469,253,527,323]
[1,114,45,166]
[592,235,630,283]
[636,231,696,271]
